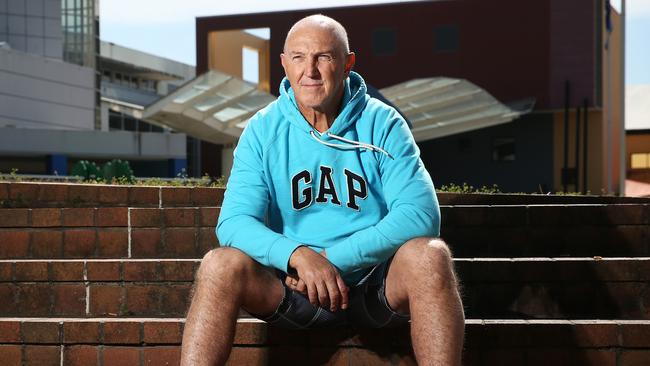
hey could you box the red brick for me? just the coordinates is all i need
[31,230,63,258]
[86,261,121,281]
[131,229,161,258]
[17,284,51,316]
[0,321,20,342]
[199,207,220,226]
[0,262,11,280]
[98,185,128,205]
[15,262,48,281]
[37,183,67,204]
[96,207,128,227]
[124,261,159,281]
[97,229,128,257]
[161,187,191,206]
[143,346,181,365]
[89,285,123,316]
[102,347,141,366]
[164,228,197,257]
[24,345,60,366]
[129,186,159,205]
[50,261,84,281]
[0,345,22,365]
[0,208,29,227]
[159,285,191,316]
[68,185,98,206]
[52,284,86,316]
[125,285,161,315]
[620,350,650,366]
[143,322,182,344]
[103,322,141,344]
[62,208,95,227]
[9,183,39,204]
[22,321,60,343]
[0,230,30,258]
[164,208,196,227]
[160,261,196,281]
[621,323,650,347]
[0,182,8,200]
[0,284,18,315]
[131,208,162,227]
[198,227,218,255]
[64,345,99,366]
[63,322,101,344]
[192,187,223,206]
[31,208,61,227]
[63,229,96,258]
[573,322,619,347]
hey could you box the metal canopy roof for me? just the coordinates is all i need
[380,78,534,142]
[144,71,532,145]
[142,69,276,144]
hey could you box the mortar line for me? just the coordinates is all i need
[127,207,132,258]
[84,260,89,316]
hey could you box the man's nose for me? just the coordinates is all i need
[305,57,320,77]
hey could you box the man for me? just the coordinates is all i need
[181,14,464,366]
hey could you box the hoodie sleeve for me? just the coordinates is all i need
[325,110,440,275]
[216,119,303,272]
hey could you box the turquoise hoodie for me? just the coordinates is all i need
[216,71,440,284]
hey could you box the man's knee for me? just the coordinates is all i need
[196,247,256,282]
[397,237,456,285]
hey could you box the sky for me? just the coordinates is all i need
[100,0,650,86]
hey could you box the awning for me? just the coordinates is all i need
[142,69,276,144]
[380,78,534,142]
[144,72,533,144]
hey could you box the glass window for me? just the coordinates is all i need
[492,138,515,161]
[108,110,122,130]
[242,47,259,84]
[434,24,459,52]
[372,28,396,55]
[631,153,650,169]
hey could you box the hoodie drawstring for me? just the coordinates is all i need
[310,130,394,159]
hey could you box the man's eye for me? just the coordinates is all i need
[318,55,332,62]
[292,55,304,62]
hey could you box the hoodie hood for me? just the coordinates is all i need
[278,71,370,136]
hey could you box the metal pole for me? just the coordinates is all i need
[619,0,627,196]
[605,12,613,194]
[583,98,589,194]
[575,105,581,191]
[563,80,570,192]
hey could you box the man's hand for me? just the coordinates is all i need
[288,247,348,311]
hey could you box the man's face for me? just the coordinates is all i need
[281,25,355,114]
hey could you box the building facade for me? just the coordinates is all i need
[194,0,625,194]
[0,0,194,177]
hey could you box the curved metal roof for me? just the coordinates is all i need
[143,71,532,144]
[380,78,534,142]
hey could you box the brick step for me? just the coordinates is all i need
[3,258,650,319]
[0,207,220,259]
[2,205,649,259]
[4,182,650,209]
[3,204,647,228]
[0,318,649,365]
[0,182,224,208]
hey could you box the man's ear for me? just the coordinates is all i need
[280,53,287,69]
[344,52,356,75]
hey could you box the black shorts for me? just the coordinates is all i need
[252,259,410,329]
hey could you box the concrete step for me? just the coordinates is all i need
[2,205,649,259]
[0,318,648,365]
[3,258,650,319]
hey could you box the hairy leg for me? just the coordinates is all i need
[180,247,284,366]
[384,237,465,365]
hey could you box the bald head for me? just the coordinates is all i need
[284,14,350,55]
